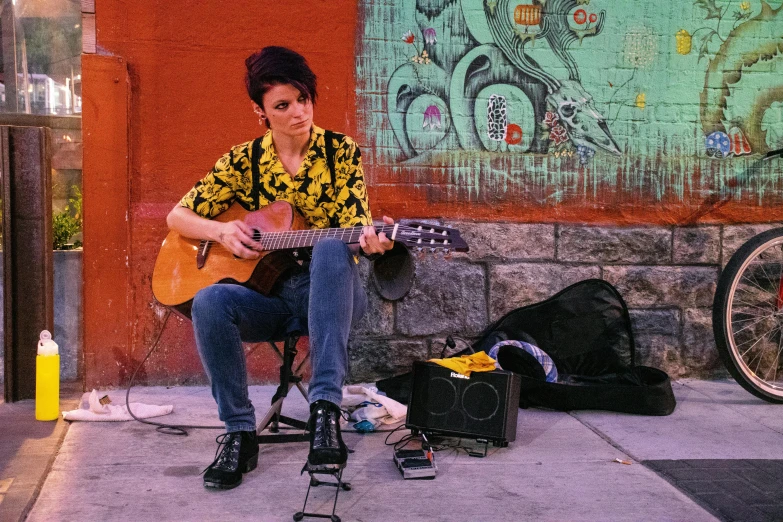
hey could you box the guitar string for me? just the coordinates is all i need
[203,224,455,251]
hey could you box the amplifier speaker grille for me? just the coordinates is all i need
[405,362,521,445]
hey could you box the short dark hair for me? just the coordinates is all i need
[245,46,317,111]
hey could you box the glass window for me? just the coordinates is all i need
[0,0,82,115]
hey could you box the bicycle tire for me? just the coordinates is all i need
[713,227,783,403]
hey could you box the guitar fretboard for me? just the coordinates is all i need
[255,225,398,251]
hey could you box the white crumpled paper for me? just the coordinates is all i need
[341,385,407,427]
[62,389,174,422]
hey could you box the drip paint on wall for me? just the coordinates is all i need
[356,0,783,209]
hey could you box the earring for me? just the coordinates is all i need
[252,106,266,127]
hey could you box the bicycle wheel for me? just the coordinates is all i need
[713,227,783,403]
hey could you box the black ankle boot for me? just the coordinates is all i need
[203,430,259,490]
[308,400,347,466]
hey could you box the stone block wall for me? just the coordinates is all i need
[347,221,783,383]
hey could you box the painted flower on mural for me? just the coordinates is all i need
[577,145,596,165]
[705,131,731,158]
[423,27,437,45]
[411,50,431,65]
[733,2,752,21]
[543,111,559,128]
[635,93,646,109]
[549,124,568,146]
[505,124,523,145]
[675,29,692,55]
[402,31,415,44]
[423,105,442,130]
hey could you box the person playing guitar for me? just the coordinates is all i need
[166,46,395,490]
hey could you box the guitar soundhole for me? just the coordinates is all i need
[252,228,262,242]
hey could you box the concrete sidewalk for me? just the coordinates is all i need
[0,384,81,522]
[20,379,783,521]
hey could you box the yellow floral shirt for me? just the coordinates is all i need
[180,125,372,229]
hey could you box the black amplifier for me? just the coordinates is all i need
[405,361,521,447]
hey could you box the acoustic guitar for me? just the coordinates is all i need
[152,200,468,307]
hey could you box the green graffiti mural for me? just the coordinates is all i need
[357,0,783,204]
[387,0,619,162]
[689,1,783,156]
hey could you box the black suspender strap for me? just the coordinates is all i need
[250,136,263,210]
[324,129,336,195]
[323,130,340,228]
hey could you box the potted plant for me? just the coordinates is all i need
[53,186,82,250]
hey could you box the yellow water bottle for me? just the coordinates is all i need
[35,330,60,421]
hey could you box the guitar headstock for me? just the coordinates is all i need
[393,222,469,254]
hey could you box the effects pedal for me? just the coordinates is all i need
[393,449,437,480]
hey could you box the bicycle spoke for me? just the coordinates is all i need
[744,327,783,379]
[734,281,775,298]
[732,289,775,306]
[736,272,777,294]
[755,259,779,290]
[750,333,780,379]
[748,258,783,285]
[731,313,778,337]
[738,320,782,347]
[731,312,777,324]
[779,254,783,309]
[745,327,780,374]
[731,297,775,315]
[763,332,783,383]
[739,268,776,295]
[734,280,774,297]
[739,323,782,358]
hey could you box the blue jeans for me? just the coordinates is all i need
[191,239,368,433]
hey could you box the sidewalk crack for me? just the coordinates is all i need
[568,412,642,463]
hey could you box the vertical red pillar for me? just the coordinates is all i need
[82,54,132,388]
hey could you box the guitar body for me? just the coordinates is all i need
[152,201,307,307]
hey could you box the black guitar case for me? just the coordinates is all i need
[377,279,676,415]
[472,279,675,415]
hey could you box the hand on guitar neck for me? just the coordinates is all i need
[359,215,395,257]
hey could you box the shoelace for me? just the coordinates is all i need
[202,432,240,474]
[313,407,338,447]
